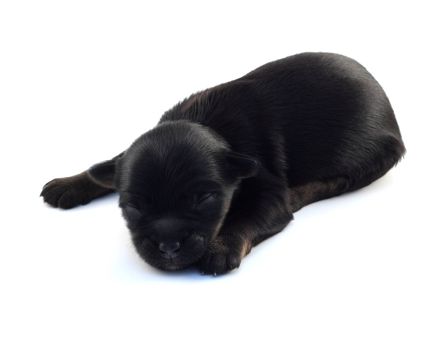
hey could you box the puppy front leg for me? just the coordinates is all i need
[198,234,248,276]
[198,177,293,275]
[41,153,123,209]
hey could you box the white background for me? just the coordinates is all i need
[1,1,437,349]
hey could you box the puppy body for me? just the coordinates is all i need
[41,52,405,274]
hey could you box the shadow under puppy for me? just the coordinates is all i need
[41,52,406,275]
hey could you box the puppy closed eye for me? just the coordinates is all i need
[194,192,219,206]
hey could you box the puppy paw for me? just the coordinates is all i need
[198,236,247,276]
[40,173,93,209]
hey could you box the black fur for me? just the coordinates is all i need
[41,52,405,275]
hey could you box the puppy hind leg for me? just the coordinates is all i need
[348,135,406,192]
[289,176,351,212]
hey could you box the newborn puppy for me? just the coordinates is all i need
[41,52,405,275]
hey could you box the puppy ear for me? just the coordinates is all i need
[226,152,260,179]
[87,152,124,189]
[87,159,117,189]
[121,204,142,223]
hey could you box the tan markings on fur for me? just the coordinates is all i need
[211,190,234,240]
[289,177,349,212]
[240,238,252,259]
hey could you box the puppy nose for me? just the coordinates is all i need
[158,241,181,257]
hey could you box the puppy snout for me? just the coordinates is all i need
[159,241,181,258]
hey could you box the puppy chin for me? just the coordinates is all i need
[132,234,207,271]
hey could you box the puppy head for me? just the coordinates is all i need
[92,121,258,271]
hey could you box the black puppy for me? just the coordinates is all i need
[41,52,405,275]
